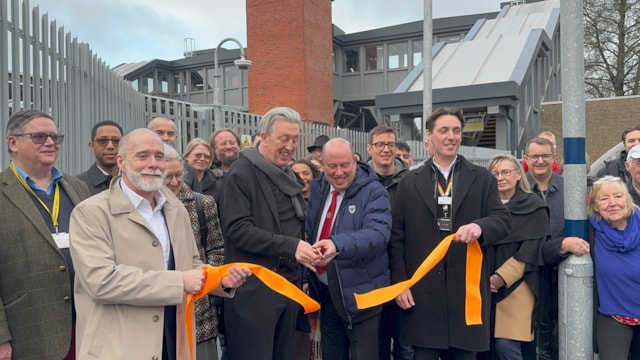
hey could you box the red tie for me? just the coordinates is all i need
[317,190,339,274]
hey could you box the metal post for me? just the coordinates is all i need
[213,37,251,131]
[559,0,592,359]
[422,0,433,138]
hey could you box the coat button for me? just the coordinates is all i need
[152,315,159,322]
[64,296,71,302]
[59,265,67,271]
[152,356,159,360]
[152,241,159,247]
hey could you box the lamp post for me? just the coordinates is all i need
[213,37,252,131]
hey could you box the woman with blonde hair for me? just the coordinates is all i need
[183,138,217,197]
[588,176,640,359]
[483,153,549,360]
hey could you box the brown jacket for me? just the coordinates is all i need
[0,168,89,359]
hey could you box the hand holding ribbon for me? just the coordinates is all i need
[185,263,320,360]
[353,234,483,325]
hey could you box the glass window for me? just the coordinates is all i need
[225,66,241,88]
[158,72,169,94]
[344,48,359,73]
[190,69,205,92]
[436,33,462,44]
[412,39,423,67]
[365,45,383,71]
[130,79,139,91]
[206,68,215,90]
[388,42,408,69]
[142,73,154,93]
[173,73,182,95]
[332,47,337,73]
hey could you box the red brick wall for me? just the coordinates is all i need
[246,0,334,125]
[542,96,640,165]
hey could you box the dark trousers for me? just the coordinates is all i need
[224,279,298,360]
[320,287,380,360]
[414,346,475,360]
[536,266,558,360]
[378,302,414,359]
[596,313,640,360]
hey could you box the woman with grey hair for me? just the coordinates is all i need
[163,143,225,360]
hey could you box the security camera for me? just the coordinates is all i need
[234,58,252,70]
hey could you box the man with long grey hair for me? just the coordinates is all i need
[218,107,321,359]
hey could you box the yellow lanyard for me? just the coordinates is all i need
[437,171,453,197]
[10,162,60,232]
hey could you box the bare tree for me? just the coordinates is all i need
[584,0,640,97]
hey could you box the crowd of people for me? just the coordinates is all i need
[0,107,638,360]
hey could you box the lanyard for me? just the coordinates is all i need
[10,162,60,233]
[437,170,453,197]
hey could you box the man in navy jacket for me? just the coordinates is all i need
[307,138,392,360]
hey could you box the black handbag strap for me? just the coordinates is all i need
[193,192,208,256]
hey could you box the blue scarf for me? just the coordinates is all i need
[590,210,640,253]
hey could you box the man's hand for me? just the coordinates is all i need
[561,237,590,256]
[295,240,322,272]
[395,289,415,310]
[455,223,482,243]
[183,269,206,293]
[312,239,338,267]
[220,266,252,289]
[0,341,11,360]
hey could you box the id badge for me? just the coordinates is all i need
[437,218,452,232]
[52,232,70,249]
[438,196,452,205]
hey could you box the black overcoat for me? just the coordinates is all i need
[388,156,511,351]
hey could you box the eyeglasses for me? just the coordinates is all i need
[491,169,518,178]
[165,172,185,181]
[12,132,64,145]
[371,142,397,150]
[526,153,554,161]
[94,137,120,146]
[593,175,622,185]
[191,153,211,160]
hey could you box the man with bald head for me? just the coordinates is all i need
[70,128,250,360]
[147,117,201,192]
[306,138,392,359]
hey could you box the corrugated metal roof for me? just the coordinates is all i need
[113,60,153,77]
[406,0,559,92]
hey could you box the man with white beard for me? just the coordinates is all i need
[70,128,250,360]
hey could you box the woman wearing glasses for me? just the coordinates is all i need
[589,176,640,359]
[482,154,550,360]
[164,144,225,360]
[183,138,217,197]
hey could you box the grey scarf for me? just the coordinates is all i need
[240,147,306,220]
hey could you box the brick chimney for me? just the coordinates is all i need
[246,0,334,125]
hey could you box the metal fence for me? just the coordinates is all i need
[1,0,499,175]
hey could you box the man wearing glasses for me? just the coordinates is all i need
[524,136,590,360]
[0,109,90,359]
[365,125,413,360]
[77,120,123,195]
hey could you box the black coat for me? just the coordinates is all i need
[388,156,511,351]
[76,163,112,195]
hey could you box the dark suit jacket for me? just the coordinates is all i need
[388,156,511,352]
[76,163,112,195]
[0,168,89,359]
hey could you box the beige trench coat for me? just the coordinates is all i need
[70,179,209,359]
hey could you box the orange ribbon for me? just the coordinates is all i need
[354,234,483,325]
[185,263,320,360]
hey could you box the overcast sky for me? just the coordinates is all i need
[23,0,504,67]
